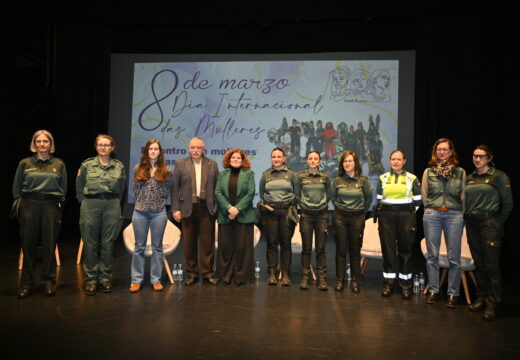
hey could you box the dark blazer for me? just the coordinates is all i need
[171,156,219,217]
[215,168,256,224]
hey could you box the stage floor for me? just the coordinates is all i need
[1,237,519,360]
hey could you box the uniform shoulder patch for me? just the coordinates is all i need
[81,157,95,165]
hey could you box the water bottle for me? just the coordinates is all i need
[172,264,178,281]
[419,272,425,292]
[255,261,260,279]
[346,263,351,281]
[178,264,184,281]
[413,274,420,294]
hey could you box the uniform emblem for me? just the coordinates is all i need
[485,179,490,183]
[77,169,81,177]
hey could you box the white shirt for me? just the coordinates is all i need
[193,159,202,197]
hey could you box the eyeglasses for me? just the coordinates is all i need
[472,154,488,159]
[436,148,450,152]
[97,144,113,148]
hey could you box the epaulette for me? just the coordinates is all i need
[112,158,124,166]
[81,157,96,164]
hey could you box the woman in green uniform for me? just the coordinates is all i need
[331,151,372,292]
[76,134,126,296]
[13,130,67,299]
[297,151,331,291]
[376,150,421,299]
[259,148,300,286]
[465,145,513,321]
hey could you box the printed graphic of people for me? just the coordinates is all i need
[366,69,391,102]
[288,119,302,158]
[321,122,338,160]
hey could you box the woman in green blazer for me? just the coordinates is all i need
[215,148,256,286]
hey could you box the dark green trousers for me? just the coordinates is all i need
[79,198,123,284]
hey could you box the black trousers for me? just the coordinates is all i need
[261,207,295,274]
[299,211,328,278]
[181,200,215,279]
[333,210,365,281]
[217,221,254,282]
[465,215,503,304]
[378,207,416,290]
[18,197,62,289]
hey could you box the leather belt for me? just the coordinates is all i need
[267,203,292,209]
[85,193,119,199]
[334,207,364,216]
[464,212,499,220]
[432,206,450,212]
[301,208,328,215]
[382,204,414,211]
[21,193,61,200]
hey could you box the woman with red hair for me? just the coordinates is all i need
[130,139,173,293]
[215,148,256,286]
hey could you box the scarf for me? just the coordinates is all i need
[433,161,455,179]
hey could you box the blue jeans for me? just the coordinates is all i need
[131,209,167,284]
[423,208,464,296]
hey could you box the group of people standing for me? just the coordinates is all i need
[13,131,512,321]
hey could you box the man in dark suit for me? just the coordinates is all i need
[171,137,219,285]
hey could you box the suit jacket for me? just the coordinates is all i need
[215,168,256,224]
[171,156,219,217]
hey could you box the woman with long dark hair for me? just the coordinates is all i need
[465,145,513,320]
[130,139,173,293]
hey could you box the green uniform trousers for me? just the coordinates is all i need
[79,198,123,284]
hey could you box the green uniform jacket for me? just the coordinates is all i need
[298,170,331,210]
[259,166,300,205]
[215,168,256,224]
[465,167,513,223]
[421,167,465,210]
[13,155,67,199]
[331,173,372,212]
[76,156,126,203]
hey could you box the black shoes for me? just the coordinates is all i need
[469,297,486,312]
[44,283,56,297]
[203,276,218,285]
[335,279,344,292]
[318,278,328,291]
[381,285,393,297]
[267,271,277,286]
[233,280,243,287]
[483,300,499,321]
[85,283,97,296]
[17,288,31,299]
[351,281,360,293]
[99,280,113,293]
[280,273,291,286]
[446,295,458,308]
[184,277,199,286]
[401,289,412,300]
[299,276,310,290]
[424,291,439,304]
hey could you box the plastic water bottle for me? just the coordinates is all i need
[255,261,260,279]
[413,274,420,294]
[346,263,351,281]
[419,272,425,292]
[172,264,178,281]
[178,264,184,281]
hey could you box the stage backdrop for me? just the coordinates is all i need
[109,52,415,216]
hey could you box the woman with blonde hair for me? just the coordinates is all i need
[13,130,67,299]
